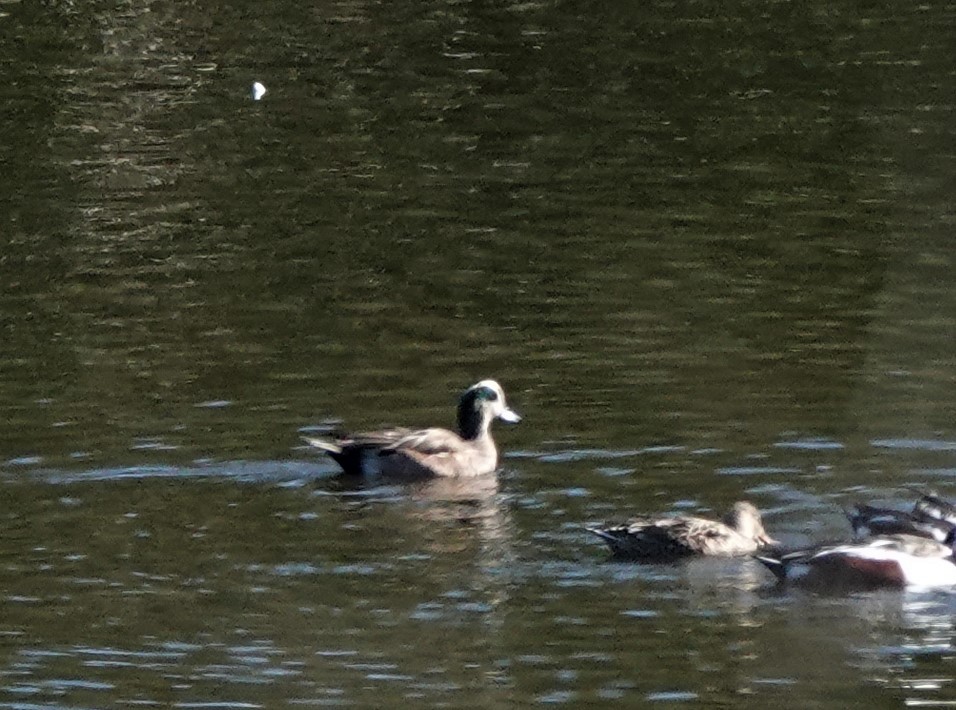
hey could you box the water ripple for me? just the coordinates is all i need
[35,461,330,484]
[872,439,956,452]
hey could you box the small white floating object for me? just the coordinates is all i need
[251,81,267,101]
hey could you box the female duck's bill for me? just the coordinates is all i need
[587,501,778,561]
[302,379,520,479]
[755,532,956,590]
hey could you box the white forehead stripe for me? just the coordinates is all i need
[472,379,503,393]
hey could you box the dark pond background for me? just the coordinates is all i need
[1,0,955,707]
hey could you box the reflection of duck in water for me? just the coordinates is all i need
[304,380,521,479]
[587,501,778,560]
[755,532,956,590]
[845,491,956,542]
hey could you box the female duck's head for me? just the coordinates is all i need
[724,501,778,546]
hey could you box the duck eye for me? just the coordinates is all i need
[482,388,499,402]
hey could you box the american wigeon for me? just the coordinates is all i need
[755,532,956,589]
[845,492,956,543]
[587,501,778,560]
[303,379,521,479]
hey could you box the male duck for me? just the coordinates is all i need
[845,492,956,543]
[911,490,956,526]
[303,379,521,479]
[755,532,956,590]
[587,501,778,560]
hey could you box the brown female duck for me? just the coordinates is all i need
[303,379,521,479]
[588,501,778,560]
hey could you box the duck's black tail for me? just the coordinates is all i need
[753,554,788,583]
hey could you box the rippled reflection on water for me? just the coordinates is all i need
[0,441,952,706]
[2,0,956,705]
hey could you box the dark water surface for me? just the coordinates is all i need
[2,0,955,706]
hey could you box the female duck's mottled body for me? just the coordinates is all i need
[303,379,520,479]
[588,501,778,560]
[756,533,956,590]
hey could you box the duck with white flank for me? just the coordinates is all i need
[755,531,956,590]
